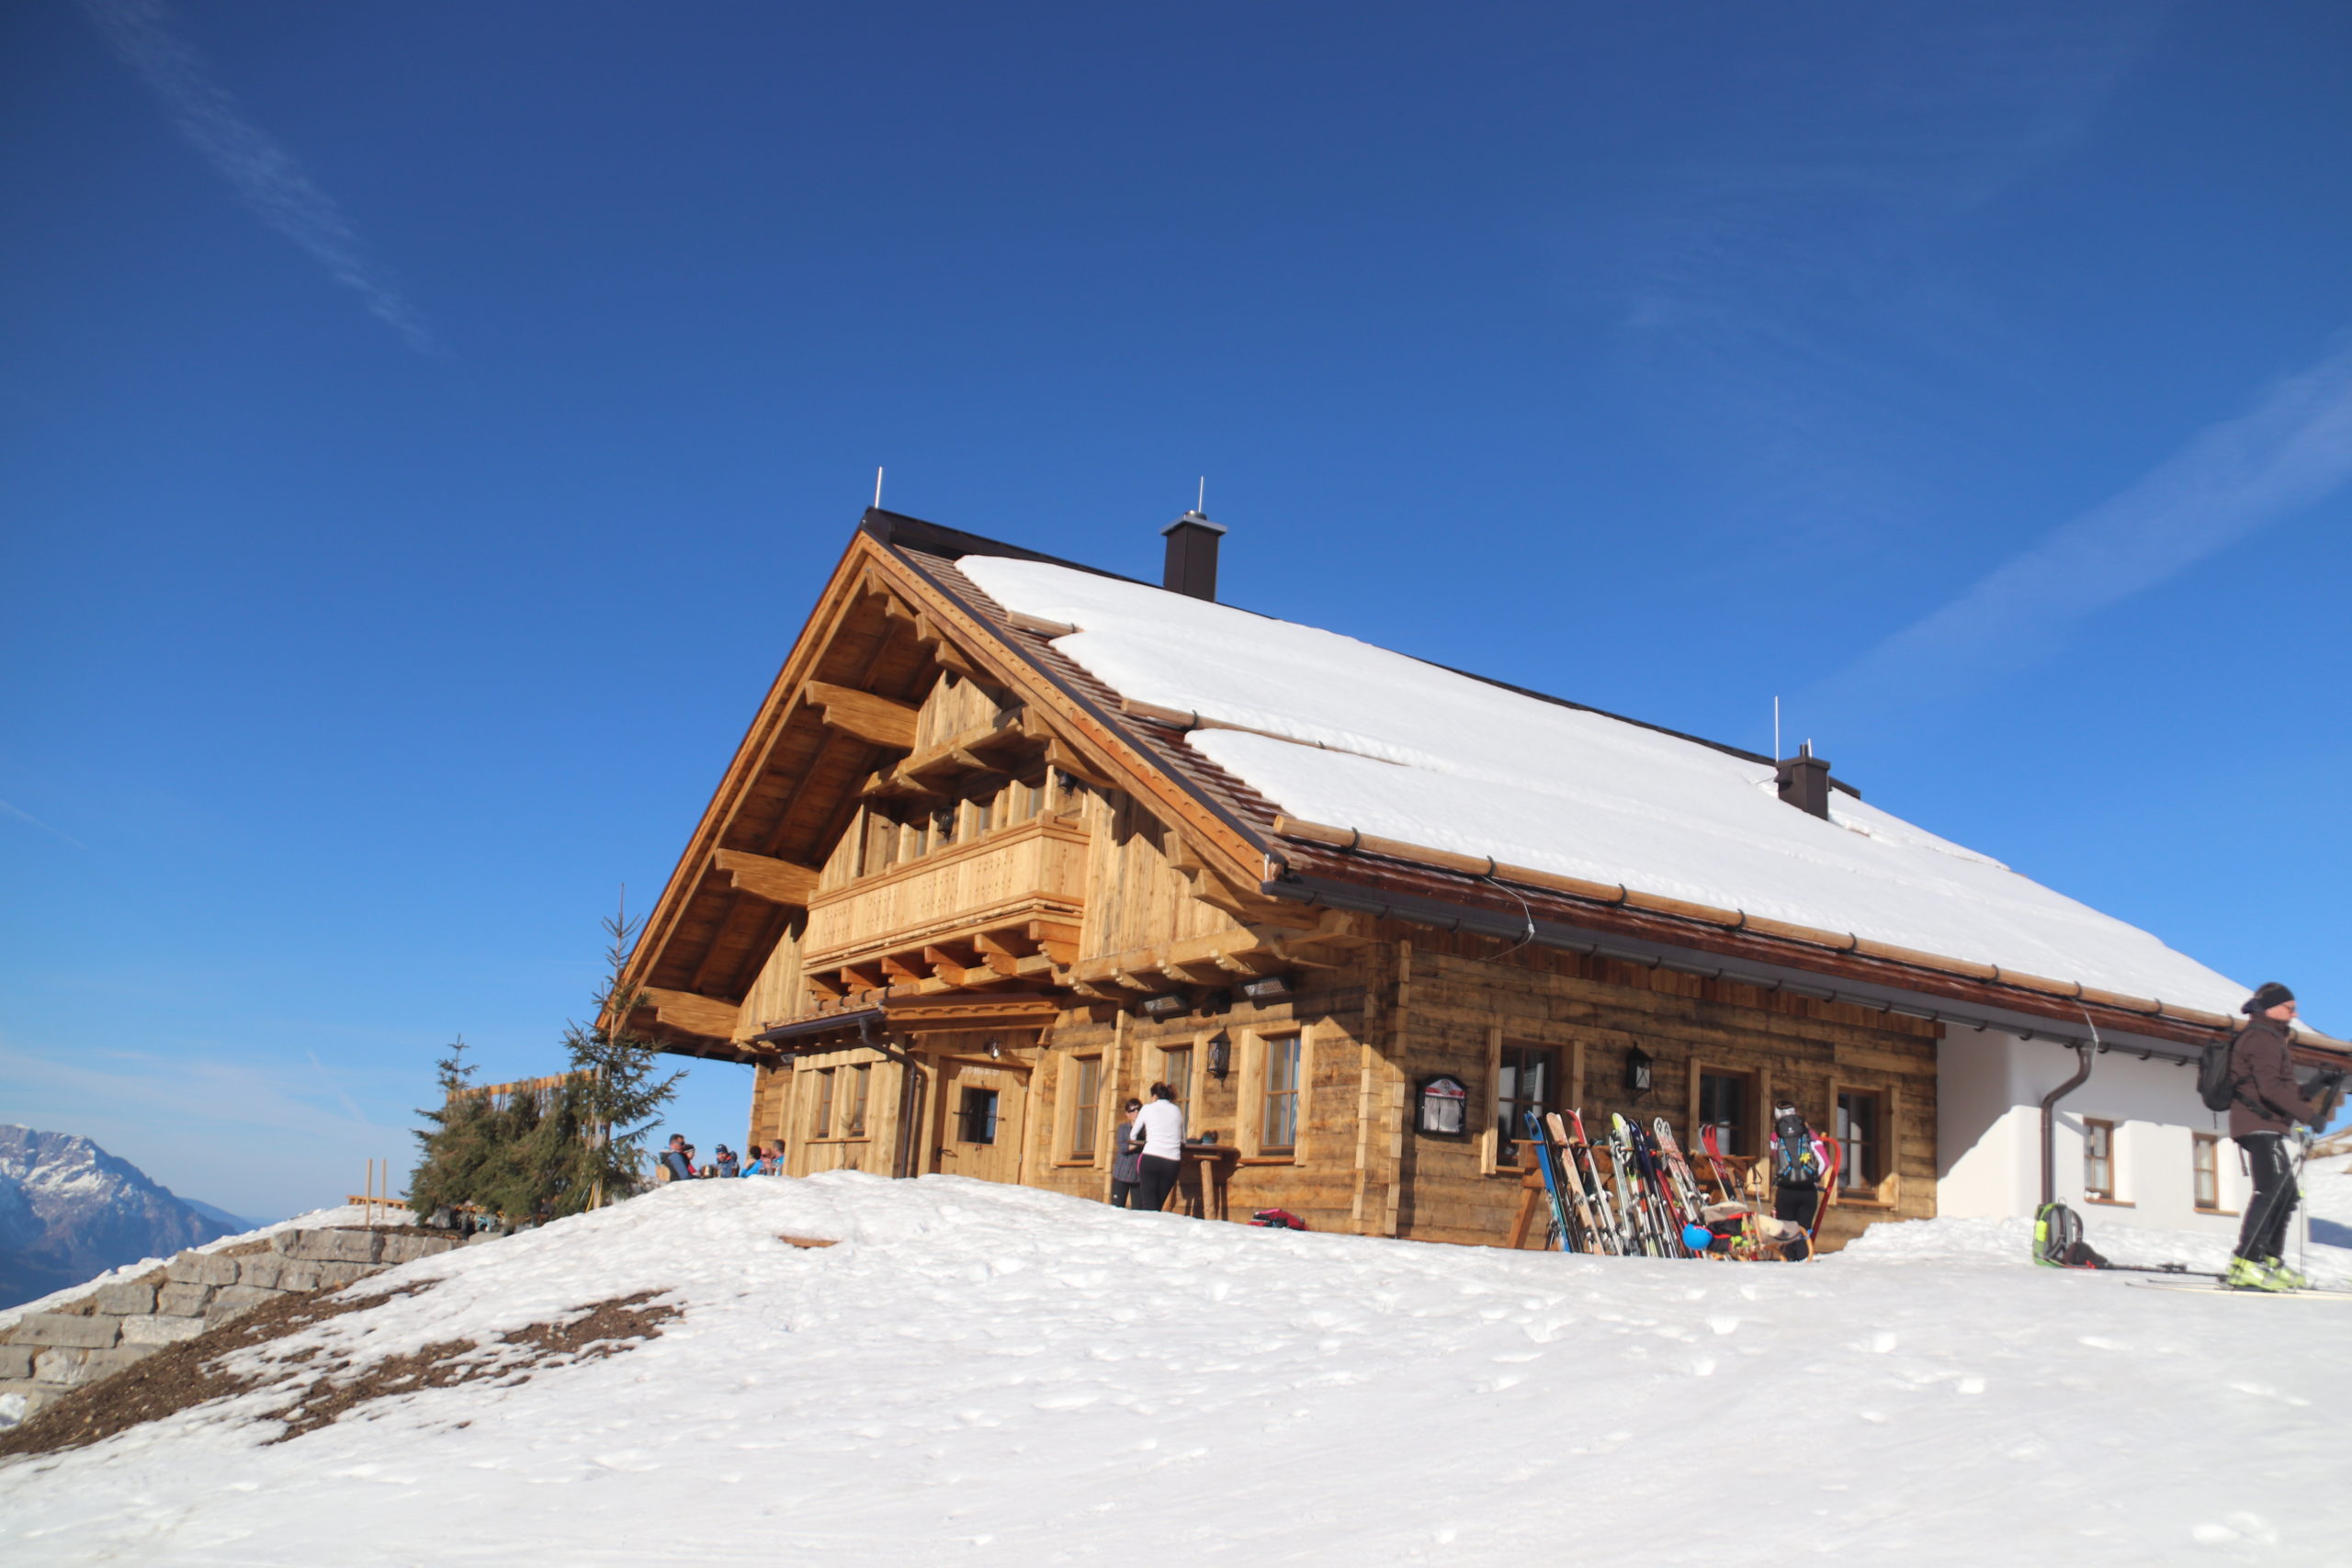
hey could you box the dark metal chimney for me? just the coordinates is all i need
[1160,511,1225,601]
[1776,742,1833,819]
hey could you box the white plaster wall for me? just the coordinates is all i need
[1936,1028,2247,1235]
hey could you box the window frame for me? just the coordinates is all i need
[1690,1065,1758,1160]
[2192,1132,2225,1213]
[1243,1029,1307,1162]
[956,1085,1001,1146]
[842,1063,870,1138]
[1159,1043,1195,1129]
[1064,1053,1104,1164]
[811,1066,834,1141]
[1493,1040,1563,1168]
[1834,1088,1882,1192]
[2082,1117,2119,1203]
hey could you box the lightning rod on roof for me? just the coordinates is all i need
[1197,476,1206,513]
[1773,696,1780,761]
[874,467,885,509]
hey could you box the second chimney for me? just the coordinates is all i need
[1161,510,1226,601]
[1775,743,1833,819]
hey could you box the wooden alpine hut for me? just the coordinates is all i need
[616,508,2348,1250]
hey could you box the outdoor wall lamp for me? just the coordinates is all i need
[1206,1030,1231,1079]
[984,1039,1002,1060]
[1624,1045,1654,1098]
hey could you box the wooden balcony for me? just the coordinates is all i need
[803,816,1089,975]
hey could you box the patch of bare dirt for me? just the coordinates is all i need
[0,1286,680,1460]
[264,1291,680,1442]
[0,1283,427,1460]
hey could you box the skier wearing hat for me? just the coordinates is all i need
[2224,983,2325,1292]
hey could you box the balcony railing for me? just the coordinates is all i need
[802,816,1088,971]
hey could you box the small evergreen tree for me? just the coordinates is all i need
[558,910,685,1209]
[410,1038,497,1219]
[407,913,683,1225]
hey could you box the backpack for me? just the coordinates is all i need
[2196,1031,2240,1114]
[1771,1110,1824,1187]
[2032,1201,2109,1269]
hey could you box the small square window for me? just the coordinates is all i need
[957,1087,999,1145]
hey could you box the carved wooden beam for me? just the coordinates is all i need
[639,987,741,1041]
[1042,739,1114,791]
[711,848,820,908]
[806,681,919,750]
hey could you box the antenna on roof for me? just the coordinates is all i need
[1773,696,1781,761]
[1197,475,1206,513]
[873,467,885,509]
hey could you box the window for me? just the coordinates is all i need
[1160,1045,1193,1124]
[1261,1034,1302,1152]
[969,788,993,836]
[1697,1070,1753,1156]
[2083,1119,2116,1201]
[1069,1056,1102,1158]
[813,1069,835,1139]
[2193,1133,2221,1211]
[1495,1043,1561,1162]
[957,1087,1000,1145]
[842,1065,870,1137]
[1835,1091,1881,1190]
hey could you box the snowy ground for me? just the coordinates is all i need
[4,1169,2351,1567]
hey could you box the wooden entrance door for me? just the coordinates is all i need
[933,1053,1030,1186]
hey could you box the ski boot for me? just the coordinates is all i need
[2224,1257,2290,1292]
[2260,1257,2311,1291]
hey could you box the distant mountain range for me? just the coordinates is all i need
[0,1127,254,1309]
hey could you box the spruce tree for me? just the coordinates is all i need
[557,910,684,1210]
[407,913,684,1225]
[410,1038,495,1219]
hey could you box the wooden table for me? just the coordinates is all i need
[1176,1143,1239,1221]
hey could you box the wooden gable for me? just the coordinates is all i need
[616,512,1358,1058]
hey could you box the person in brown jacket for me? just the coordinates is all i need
[2225,982,2325,1290]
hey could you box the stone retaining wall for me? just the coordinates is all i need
[0,1226,472,1423]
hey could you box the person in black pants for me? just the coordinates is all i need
[1130,1082,1185,1213]
[1107,1098,1145,1207]
[2225,983,2329,1291]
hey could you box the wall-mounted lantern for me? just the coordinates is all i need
[1624,1045,1654,1099]
[1416,1074,1470,1137]
[1205,1029,1232,1079]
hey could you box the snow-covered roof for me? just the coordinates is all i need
[958,556,2260,1021]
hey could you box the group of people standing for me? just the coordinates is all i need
[1106,1082,1186,1212]
[655,1133,786,1182]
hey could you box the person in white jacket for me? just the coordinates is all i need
[1130,1082,1185,1213]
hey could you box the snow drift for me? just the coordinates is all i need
[3,1169,2349,1565]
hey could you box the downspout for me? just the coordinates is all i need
[2039,1041,2096,1209]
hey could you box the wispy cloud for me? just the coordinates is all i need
[0,796,84,851]
[1587,9,2167,536]
[76,0,437,354]
[1827,336,2352,698]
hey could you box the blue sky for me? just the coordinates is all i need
[4,3,2347,1221]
